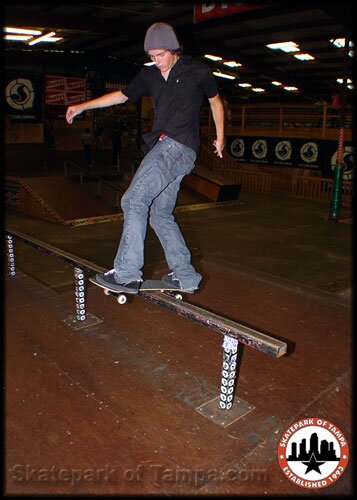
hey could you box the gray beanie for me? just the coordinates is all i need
[144,22,180,51]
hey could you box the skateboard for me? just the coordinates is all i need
[89,276,185,304]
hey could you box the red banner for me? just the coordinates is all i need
[45,75,86,105]
[193,3,265,23]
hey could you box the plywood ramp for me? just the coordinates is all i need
[10,176,117,224]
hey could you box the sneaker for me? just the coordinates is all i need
[161,272,197,294]
[96,269,141,294]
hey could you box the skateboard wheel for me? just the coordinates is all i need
[104,288,110,296]
[117,294,127,305]
[175,293,183,300]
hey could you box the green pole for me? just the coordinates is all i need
[329,163,343,220]
[328,37,349,222]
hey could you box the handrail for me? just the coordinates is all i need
[5,227,287,359]
[64,161,124,210]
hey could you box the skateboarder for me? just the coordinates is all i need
[66,22,225,294]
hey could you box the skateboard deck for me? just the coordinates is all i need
[89,276,184,304]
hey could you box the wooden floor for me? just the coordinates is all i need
[5,259,351,495]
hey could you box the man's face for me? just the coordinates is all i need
[147,49,176,72]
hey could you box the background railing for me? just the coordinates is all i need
[291,176,353,206]
[206,103,353,138]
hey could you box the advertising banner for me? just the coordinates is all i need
[5,74,43,122]
[45,75,86,105]
[226,136,354,179]
[193,3,265,23]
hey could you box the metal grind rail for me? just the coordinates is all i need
[5,228,287,423]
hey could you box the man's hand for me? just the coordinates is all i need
[213,138,225,158]
[66,103,85,124]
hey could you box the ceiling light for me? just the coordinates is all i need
[271,81,282,86]
[238,83,252,87]
[28,32,63,45]
[213,71,235,80]
[204,54,223,61]
[4,27,42,35]
[330,38,345,48]
[266,41,300,53]
[252,88,265,92]
[283,86,299,91]
[223,61,242,67]
[293,53,315,61]
[4,34,33,41]
[336,78,352,84]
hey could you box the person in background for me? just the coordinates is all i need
[82,127,93,168]
[66,22,224,294]
[314,96,327,128]
[330,92,341,128]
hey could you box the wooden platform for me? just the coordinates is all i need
[5,259,351,495]
[183,166,241,202]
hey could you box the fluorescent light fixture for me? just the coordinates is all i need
[144,62,155,66]
[336,78,352,84]
[283,86,299,91]
[4,27,42,35]
[223,60,242,67]
[213,71,235,80]
[293,53,315,61]
[238,83,251,87]
[4,34,33,41]
[271,81,282,86]
[330,38,345,48]
[266,41,300,52]
[28,32,63,45]
[252,88,265,92]
[204,54,222,61]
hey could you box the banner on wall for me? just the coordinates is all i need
[45,75,86,105]
[5,74,43,122]
[45,75,87,119]
[226,136,354,180]
[193,3,265,23]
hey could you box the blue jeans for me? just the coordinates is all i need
[113,136,202,290]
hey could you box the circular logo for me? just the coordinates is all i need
[252,139,267,159]
[331,146,354,180]
[300,142,318,163]
[275,141,292,161]
[5,78,35,110]
[278,418,349,489]
[230,138,245,158]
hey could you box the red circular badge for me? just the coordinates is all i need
[278,417,349,489]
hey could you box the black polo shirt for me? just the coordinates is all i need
[122,55,218,153]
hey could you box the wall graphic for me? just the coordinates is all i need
[226,136,354,179]
[5,74,42,122]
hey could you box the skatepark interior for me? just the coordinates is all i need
[5,144,352,495]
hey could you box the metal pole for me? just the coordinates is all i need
[329,37,349,222]
[219,335,239,410]
[6,235,16,277]
[74,267,86,321]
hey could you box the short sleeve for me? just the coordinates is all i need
[201,65,219,99]
[122,69,148,102]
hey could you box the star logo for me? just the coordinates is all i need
[301,453,325,474]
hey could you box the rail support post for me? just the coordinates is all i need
[74,267,86,322]
[219,335,239,410]
[6,235,16,277]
